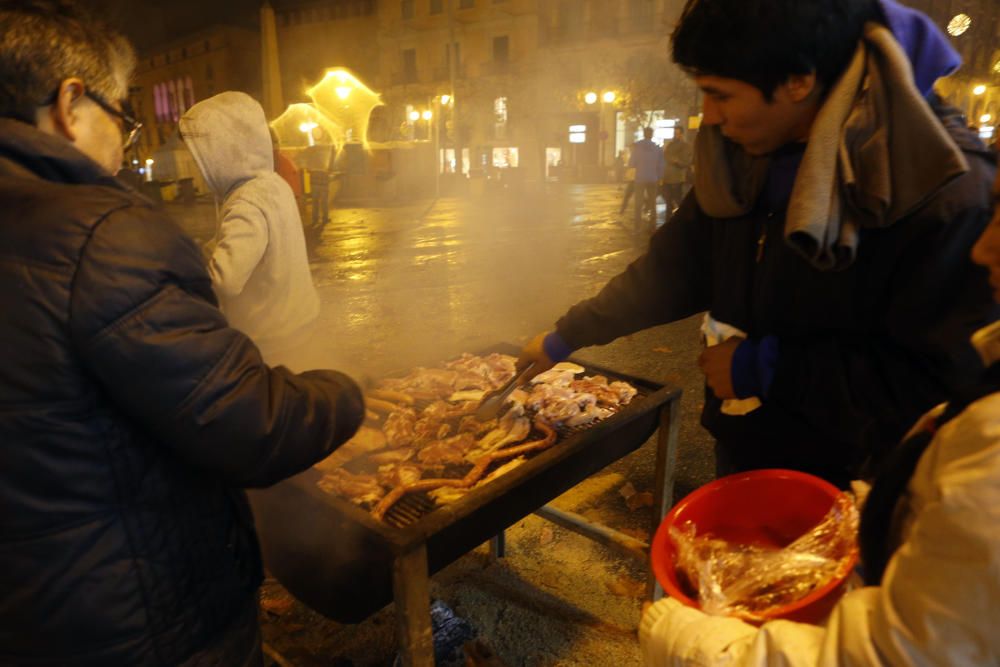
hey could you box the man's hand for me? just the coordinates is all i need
[698,338,743,399]
[517,331,557,380]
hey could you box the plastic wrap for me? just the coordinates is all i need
[669,493,859,621]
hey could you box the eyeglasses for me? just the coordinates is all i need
[42,85,143,151]
[84,90,143,152]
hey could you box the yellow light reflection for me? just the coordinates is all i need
[307,67,384,149]
[271,103,343,149]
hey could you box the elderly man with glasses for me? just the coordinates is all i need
[0,2,366,665]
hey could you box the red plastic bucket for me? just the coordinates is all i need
[651,469,857,624]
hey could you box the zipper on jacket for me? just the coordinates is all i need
[755,212,773,263]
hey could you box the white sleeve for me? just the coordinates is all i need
[207,199,268,299]
[640,407,1000,667]
[857,412,1000,666]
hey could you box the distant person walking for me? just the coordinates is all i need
[270,127,303,199]
[662,126,693,213]
[628,127,665,234]
[180,92,320,370]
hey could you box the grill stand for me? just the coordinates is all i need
[391,396,680,666]
[393,544,435,666]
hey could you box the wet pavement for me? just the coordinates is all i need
[167,184,716,666]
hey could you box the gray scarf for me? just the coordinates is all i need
[693,23,969,271]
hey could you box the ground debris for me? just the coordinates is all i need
[605,575,646,599]
[538,525,555,545]
[627,492,654,512]
[619,482,654,511]
[652,346,673,354]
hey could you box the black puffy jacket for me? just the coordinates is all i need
[0,119,364,665]
[555,102,999,485]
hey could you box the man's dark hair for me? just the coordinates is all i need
[0,0,135,123]
[643,127,654,139]
[672,0,881,100]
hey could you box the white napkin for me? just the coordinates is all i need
[700,314,762,416]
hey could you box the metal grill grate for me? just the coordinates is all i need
[378,391,646,529]
[384,493,438,528]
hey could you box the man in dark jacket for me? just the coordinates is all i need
[520,0,999,487]
[0,2,364,665]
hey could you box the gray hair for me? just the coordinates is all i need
[0,1,136,123]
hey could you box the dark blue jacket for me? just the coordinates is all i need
[0,119,364,665]
[554,100,998,485]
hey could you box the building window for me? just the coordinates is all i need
[629,0,654,30]
[569,124,587,144]
[402,48,418,83]
[493,35,509,64]
[430,0,443,13]
[402,0,414,19]
[459,0,474,8]
[443,42,460,75]
[492,147,518,168]
[494,96,508,139]
[557,0,584,39]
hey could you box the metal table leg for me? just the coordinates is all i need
[647,397,680,601]
[489,530,506,559]
[392,544,435,667]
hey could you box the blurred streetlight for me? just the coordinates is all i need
[335,86,352,100]
[947,13,972,37]
[422,109,433,121]
[981,113,992,124]
[440,94,452,105]
[408,110,421,122]
[580,89,619,171]
[298,121,318,146]
[974,84,987,96]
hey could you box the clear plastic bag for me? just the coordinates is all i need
[669,493,859,621]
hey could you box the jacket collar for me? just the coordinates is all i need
[972,321,1000,367]
[0,117,124,190]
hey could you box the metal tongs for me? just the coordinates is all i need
[474,362,536,422]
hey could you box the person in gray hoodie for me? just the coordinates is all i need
[180,92,320,369]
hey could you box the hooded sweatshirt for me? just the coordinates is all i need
[180,92,319,367]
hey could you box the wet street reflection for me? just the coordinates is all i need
[175,184,651,377]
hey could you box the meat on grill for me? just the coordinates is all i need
[315,354,637,520]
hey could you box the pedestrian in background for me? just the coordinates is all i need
[628,126,665,234]
[0,2,364,664]
[180,91,321,370]
[270,126,303,200]
[661,125,693,214]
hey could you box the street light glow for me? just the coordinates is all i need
[981,114,992,124]
[335,86,352,100]
[409,110,421,122]
[422,110,433,120]
[973,84,987,96]
[440,94,451,105]
[947,13,972,36]
[602,91,616,104]
[298,121,318,133]
[584,91,598,105]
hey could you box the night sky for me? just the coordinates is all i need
[88,0,263,52]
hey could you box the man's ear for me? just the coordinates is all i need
[36,79,85,142]
[783,72,818,103]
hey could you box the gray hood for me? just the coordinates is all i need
[179,91,273,197]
